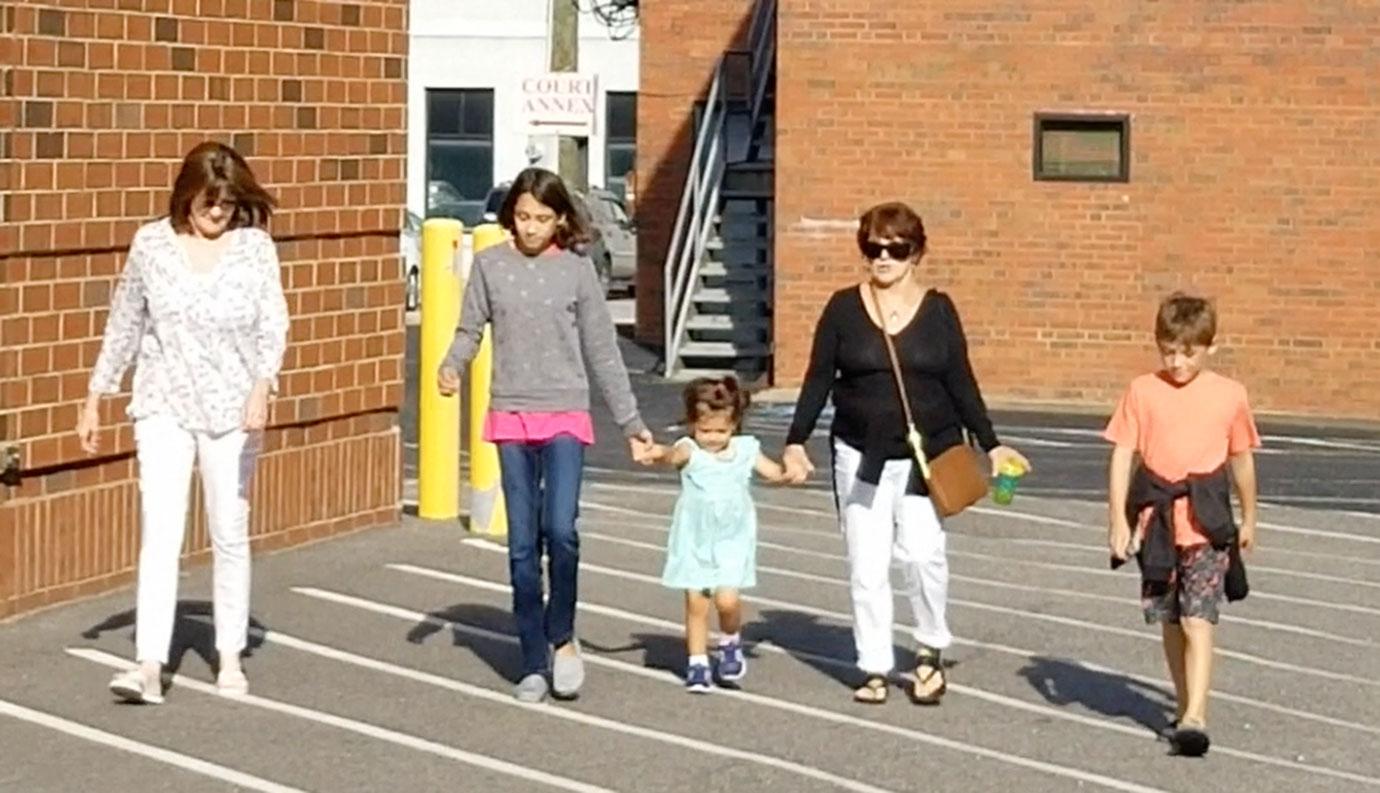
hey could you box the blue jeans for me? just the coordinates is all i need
[498,435,585,677]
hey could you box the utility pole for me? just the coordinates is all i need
[550,0,587,191]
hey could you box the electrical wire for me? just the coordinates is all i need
[585,0,638,41]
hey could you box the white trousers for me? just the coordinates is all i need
[134,415,259,665]
[832,438,952,675]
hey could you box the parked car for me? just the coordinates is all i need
[400,210,422,311]
[582,187,636,291]
[427,179,483,227]
[480,182,614,294]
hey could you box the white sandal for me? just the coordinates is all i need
[216,668,249,698]
[109,669,163,705]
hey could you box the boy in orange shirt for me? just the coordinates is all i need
[1104,292,1260,758]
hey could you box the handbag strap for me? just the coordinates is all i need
[870,285,978,452]
[867,283,927,468]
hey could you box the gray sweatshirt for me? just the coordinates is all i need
[442,243,647,438]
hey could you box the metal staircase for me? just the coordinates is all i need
[662,0,776,382]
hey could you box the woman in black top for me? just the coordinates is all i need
[782,201,1029,705]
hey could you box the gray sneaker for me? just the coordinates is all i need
[514,673,549,703]
[551,640,585,699]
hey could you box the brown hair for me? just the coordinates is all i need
[1155,292,1217,347]
[856,201,927,258]
[168,141,276,233]
[683,376,751,427]
[498,167,593,251]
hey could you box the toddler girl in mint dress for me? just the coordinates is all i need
[646,376,790,692]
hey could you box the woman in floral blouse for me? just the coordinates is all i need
[77,142,289,704]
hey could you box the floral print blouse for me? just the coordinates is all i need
[88,218,290,434]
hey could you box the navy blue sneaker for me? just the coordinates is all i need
[684,663,712,694]
[715,641,746,684]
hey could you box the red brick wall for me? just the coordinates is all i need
[769,1,1380,417]
[639,0,1380,417]
[634,0,755,345]
[0,0,408,618]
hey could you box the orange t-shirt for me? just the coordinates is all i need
[1103,370,1261,547]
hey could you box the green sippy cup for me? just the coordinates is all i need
[992,459,1026,505]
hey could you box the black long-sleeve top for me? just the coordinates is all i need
[786,287,1000,493]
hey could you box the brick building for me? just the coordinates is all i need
[1,0,408,618]
[638,1,1380,419]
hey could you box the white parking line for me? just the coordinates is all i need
[64,648,619,793]
[1260,436,1380,453]
[206,621,898,793]
[582,525,1375,648]
[988,502,1376,548]
[717,488,1380,566]
[1000,426,1380,454]
[977,502,1380,547]
[291,586,1174,793]
[990,536,1380,591]
[987,434,1083,449]
[362,567,1380,788]
[993,426,1107,438]
[391,556,1380,740]
[0,699,308,793]
[660,479,1380,547]
[580,497,1380,618]
[1263,495,1380,506]
[946,547,1380,619]
[459,534,1379,689]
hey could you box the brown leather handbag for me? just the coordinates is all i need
[870,284,989,517]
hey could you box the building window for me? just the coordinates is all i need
[426,89,494,226]
[605,91,637,202]
[1033,113,1129,183]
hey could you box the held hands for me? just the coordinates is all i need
[640,443,674,466]
[628,429,656,465]
[781,444,814,484]
[437,366,461,397]
[987,445,1032,477]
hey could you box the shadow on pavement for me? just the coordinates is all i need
[1018,655,1174,735]
[82,601,269,690]
[404,602,523,683]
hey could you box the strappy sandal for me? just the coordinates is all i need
[852,675,889,705]
[908,648,947,706]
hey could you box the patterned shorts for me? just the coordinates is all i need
[1142,544,1231,625]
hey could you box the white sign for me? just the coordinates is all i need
[521,73,598,137]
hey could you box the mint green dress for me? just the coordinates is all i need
[661,436,760,590]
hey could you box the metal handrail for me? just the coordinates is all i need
[662,0,776,376]
[747,0,777,129]
[662,60,726,367]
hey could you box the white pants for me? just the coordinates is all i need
[134,415,260,665]
[832,438,952,675]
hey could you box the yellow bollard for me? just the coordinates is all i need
[467,223,509,537]
[418,217,464,520]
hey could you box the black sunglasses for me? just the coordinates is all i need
[861,239,915,261]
